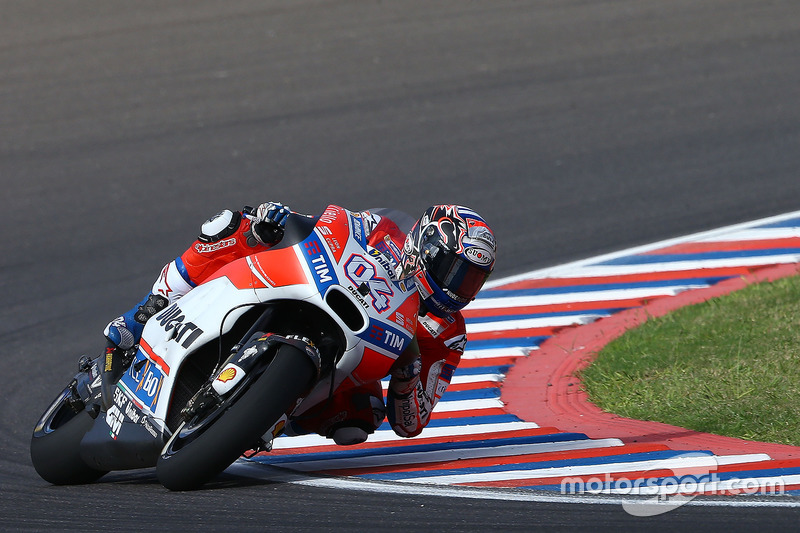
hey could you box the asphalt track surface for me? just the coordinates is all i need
[2,1,800,530]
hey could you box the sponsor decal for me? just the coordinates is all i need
[239,345,259,360]
[361,320,410,353]
[414,271,433,299]
[445,334,467,353]
[217,367,237,383]
[122,352,165,410]
[367,248,399,282]
[350,214,366,249]
[319,205,345,225]
[361,211,382,234]
[194,237,236,254]
[141,416,159,438]
[106,404,124,440]
[416,386,430,420]
[113,387,144,425]
[468,224,496,248]
[154,264,174,299]
[400,395,416,429]
[316,206,350,262]
[384,329,405,351]
[104,347,114,372]
[317,225,343,258]
[156,304,204,349]
[418,314,446,337]
[389,292,419,334]
[305,239,321,256]
[439,363,456,382]
[436,378,449,397]
[311,255,333,283]
[346,284,371,309]
[303,236,338,292]
[464,245,493,265]
[212,363,247,396]
[344,254,394,313]
[270,419,286,439]
[375,234,403,265]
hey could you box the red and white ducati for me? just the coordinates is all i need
[31,205,419,490]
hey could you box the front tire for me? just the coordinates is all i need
[30,386,108,485]
[156,344,315,491]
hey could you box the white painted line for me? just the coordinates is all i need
[470,286,697,310]
[270,421,541,450]
[259,438,625,472]
[695,227,800,242]
[228,462,800,508]
[381,374,505,386]
[432,398,505,412]
[395,453,772,485]
[380,375,505,391]
[714,453,773,466]
[461,347,535,359]
[465,313,606,333]
[549,255,800,279]
[449,374,505,385]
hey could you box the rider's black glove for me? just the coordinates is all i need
[251,202,291,246]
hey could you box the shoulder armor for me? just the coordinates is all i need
[198,209,242,243]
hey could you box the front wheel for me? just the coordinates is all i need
[156,344,315,491]
[30,384,108,485]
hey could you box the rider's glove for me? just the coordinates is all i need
[252,202,291,246]
[389,356,421,398]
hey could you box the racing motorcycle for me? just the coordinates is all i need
[31,205,420,490]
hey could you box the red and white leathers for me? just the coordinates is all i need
[386,311,464,437]
[148,209,269,304]
[145,206,467,441]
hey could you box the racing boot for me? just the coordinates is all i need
[286,383,386,446]
[100,293,168,408]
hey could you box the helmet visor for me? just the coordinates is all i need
[422,245,489,302]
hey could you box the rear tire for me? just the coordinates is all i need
[156,344,315,491]
[30,386,108,485]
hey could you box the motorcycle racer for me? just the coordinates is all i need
[103,202,496,445]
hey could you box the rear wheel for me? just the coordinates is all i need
[30,384,108,485]
[156,344,315,491]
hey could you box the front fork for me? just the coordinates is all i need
[178,331,322,439]
[212,332,322,397]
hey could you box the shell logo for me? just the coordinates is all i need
[217,367,237,383]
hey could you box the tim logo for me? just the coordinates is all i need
[344,254,394,313]
[366,323,405,352]
[304,238,336,287]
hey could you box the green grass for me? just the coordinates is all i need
[580,274,800,446]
